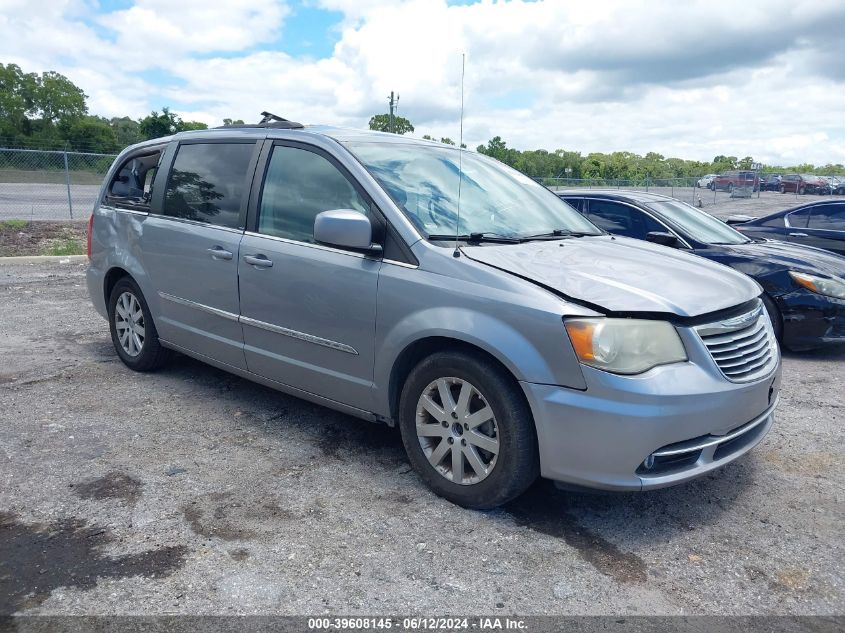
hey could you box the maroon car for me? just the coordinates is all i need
[780,173,826,195]
[712,170,760,192]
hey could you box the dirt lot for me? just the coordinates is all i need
[0,260,843,617]
[0,220,86,257]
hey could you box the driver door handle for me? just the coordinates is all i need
[243,254,273,268]
[207,246,234,260]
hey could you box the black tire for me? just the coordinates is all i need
[780,185,786,194]
[398,351,539,510]
[108,276,172,371]
[762,294,783,344]
[799,186,805,195]
[727,183,734,193]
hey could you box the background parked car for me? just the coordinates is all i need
[730,200,845,256]
[558,190,845,351]
[820,175,844,195]
[697,174,718,189]
[780,173,826,195]
[763,174,783,191]
[712,171,760,192]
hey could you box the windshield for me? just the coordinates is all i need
[646,199,750,245]
[344,142,602,239]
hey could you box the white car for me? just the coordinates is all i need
[697,174,718,189]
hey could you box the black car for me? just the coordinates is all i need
[558,190,845,350]
[728,200,845,257]
[763,174,783,191]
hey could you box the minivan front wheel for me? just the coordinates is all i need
[398,351,539,509]
[108,277,171,371]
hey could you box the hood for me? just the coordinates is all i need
[462,236,761,317]
[720,240,845,278]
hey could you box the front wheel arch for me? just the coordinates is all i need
[388,336,525,426]
[762,293,783,342]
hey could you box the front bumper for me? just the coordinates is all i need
[779,290,845,349]
[521,328,782,491]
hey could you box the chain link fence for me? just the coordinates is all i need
[540,176,724,208]
[0,148,116,221]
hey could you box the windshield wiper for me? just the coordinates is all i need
[522,229,601,240]
[427,232,522,244]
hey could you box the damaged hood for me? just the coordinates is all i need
[462,235,761,317]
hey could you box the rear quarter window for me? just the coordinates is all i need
[105,150,162,210]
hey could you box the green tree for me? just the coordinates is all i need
[180,120,208,132]
[0,63,38,137]
[138,107,207,140]
[139,108,181,138]
[368,113,415,135]
[222,118,245,126]
[35,71,87,125]
[440,137,455,145]
[110,116,143,147]
[63,116,118,152]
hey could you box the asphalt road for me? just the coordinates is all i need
[0,261,843,616]
[2,180,844,222]
[0,183,100,221]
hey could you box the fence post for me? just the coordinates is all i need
[63,148,74,219]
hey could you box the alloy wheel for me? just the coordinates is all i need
[114,291,145,357]
[415,377,500,485]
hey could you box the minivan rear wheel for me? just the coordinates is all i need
[398,351,539,509]
[108,277,171,371]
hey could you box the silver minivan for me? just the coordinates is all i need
[87,121,781,509]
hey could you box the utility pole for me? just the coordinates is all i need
[387,91,399,133]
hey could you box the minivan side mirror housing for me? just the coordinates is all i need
[646,231,681,248]
[314,210,381,253]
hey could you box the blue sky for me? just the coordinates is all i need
[2,0,844,164]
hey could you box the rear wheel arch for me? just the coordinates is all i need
[104,267,132,307]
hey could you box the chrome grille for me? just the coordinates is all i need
[695,302,778,382]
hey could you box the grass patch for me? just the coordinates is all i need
[1,220,29,230]
[43,238,85,256]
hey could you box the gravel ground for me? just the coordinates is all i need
[0,260,843,617]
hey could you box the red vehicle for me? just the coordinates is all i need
[712,170,760,192]
[780,174,826,195]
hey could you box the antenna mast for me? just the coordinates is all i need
[453,53,465,258]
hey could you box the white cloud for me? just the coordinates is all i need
[1,0,844,165]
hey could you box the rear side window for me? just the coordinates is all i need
[807,204,845,230]
[162,143,255,229]
[257,145,370,243]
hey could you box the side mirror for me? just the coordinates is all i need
[314,210,381,253]
[646,231,681,248]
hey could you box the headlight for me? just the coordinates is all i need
[564,318,688,375]
[789,271,845,300]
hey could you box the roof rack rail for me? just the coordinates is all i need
[214,111,304,130]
